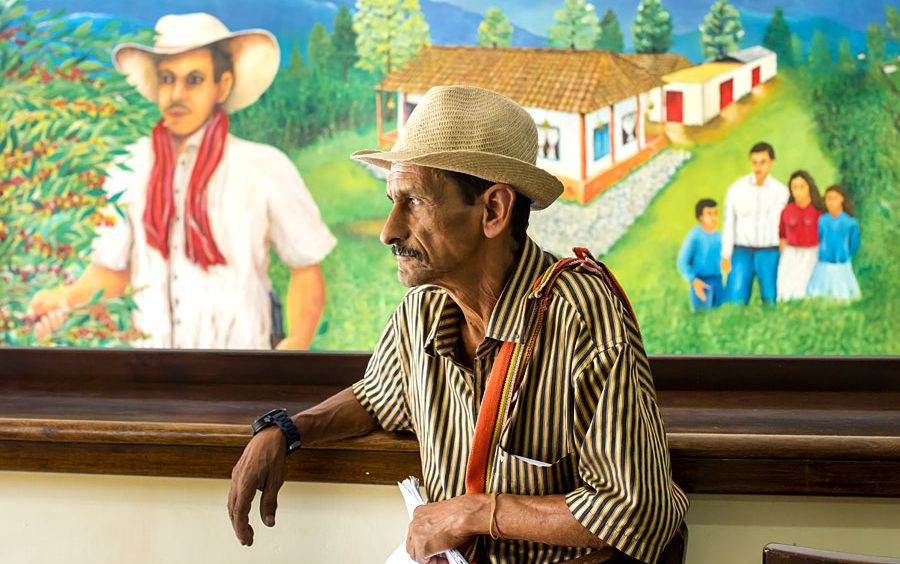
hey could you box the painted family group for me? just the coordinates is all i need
[677,142,861,310]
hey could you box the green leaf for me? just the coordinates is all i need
[87,288,104,305]
[72,20,92,38]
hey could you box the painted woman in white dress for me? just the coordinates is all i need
[776,170,823,301]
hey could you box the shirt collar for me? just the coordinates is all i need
[423,237,554,357]
[749,173,771,188]
[182,119,212,154]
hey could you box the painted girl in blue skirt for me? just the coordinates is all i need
[807,185,861,301]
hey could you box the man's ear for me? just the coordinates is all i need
[216,70,234,105]
[482,183,516,240]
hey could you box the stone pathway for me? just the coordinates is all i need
[529,149,692,257]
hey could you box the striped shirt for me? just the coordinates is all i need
[352,237,688,563]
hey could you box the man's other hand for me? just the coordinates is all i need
[227,426,287,546]
[406,494,488,563]
[721,258,731,277]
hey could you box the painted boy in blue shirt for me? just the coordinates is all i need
[677,199,724,310]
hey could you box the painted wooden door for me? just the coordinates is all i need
[720,79,734,109]
[752,67,761,88]
[666,90,683,123]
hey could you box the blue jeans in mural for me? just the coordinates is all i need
[727,246,779,305]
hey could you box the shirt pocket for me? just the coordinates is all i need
[492,446,577,496]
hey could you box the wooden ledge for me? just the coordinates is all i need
[1,349,899,496]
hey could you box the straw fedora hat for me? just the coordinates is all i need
[112,13,279,114]
[351,85,564,210]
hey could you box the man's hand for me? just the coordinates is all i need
[721,258,731,277]
[227,427,287,546]
[27,289,70,340]
[691,278,711,302]
[406,494,488,563]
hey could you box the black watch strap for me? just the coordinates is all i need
[252,408,302,456]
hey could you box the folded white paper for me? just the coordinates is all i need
[385,477,468,564]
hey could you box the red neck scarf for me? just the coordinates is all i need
[143,110,229,270]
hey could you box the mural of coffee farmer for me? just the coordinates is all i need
[27,13,336,349]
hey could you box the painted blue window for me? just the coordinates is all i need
[593,123,610,161]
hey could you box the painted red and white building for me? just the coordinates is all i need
[648,46,777,126]
[374,46,691,204]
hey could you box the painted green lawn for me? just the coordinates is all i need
[268,125,408,350]
[601,73,897,355]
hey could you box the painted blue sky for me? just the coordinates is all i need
[436,0,895,36]
[27,0,898,64]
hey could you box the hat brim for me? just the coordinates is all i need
[351,148,563,210]
[112,29,279,114]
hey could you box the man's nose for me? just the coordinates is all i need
[171,79,186,103]
[380,205,406,247]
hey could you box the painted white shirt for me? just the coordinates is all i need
[721,173,789,260]
[91,126,336,349]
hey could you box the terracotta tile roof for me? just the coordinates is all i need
[378,46,664,114]
[620,53,693,78]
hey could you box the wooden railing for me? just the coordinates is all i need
[1,349,898,496]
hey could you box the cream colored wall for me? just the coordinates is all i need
[1,471,899,564]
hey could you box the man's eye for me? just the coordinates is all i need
[188,74,203,85]
[408,196,420,206]
[159,74,174,84]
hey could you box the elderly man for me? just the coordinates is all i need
[28,13,335,349]
[229,86,687,563]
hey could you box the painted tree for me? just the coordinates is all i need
[0,2,153,346]
[596,8,624,52]
[884,5,900,40]
[887,5,899,41]
[790,33,804,67]
[478,6,513,47]
[354,0,430,76]
[865,23,886,66]
[699,0,744,60]
[547,0,600,50]
[762,6,793,67]
[835,37,856,74]
[288,44,308,79]
[331,5,358,81]
[632,0,673,54]
[807,30,831,74]
[307,22,333,75]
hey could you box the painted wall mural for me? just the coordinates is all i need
[1,0,897,354]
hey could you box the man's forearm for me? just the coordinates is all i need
[489,494,610,552]
[291,387,379,445]
[284,264,325,349]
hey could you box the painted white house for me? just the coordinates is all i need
[648,46,778,127]
[375,46,690,204]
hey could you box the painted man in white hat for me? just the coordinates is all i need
[229,86,687,562]
[28,13,335,349]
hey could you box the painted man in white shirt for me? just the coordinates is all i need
[720,142,789,304]
[28,14,336,349]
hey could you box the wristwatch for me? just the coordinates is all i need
[251,408,302,456]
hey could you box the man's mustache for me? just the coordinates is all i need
[164,103,191,113]
[392,244,423,260]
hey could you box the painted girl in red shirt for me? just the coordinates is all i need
[777,170,824,301]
